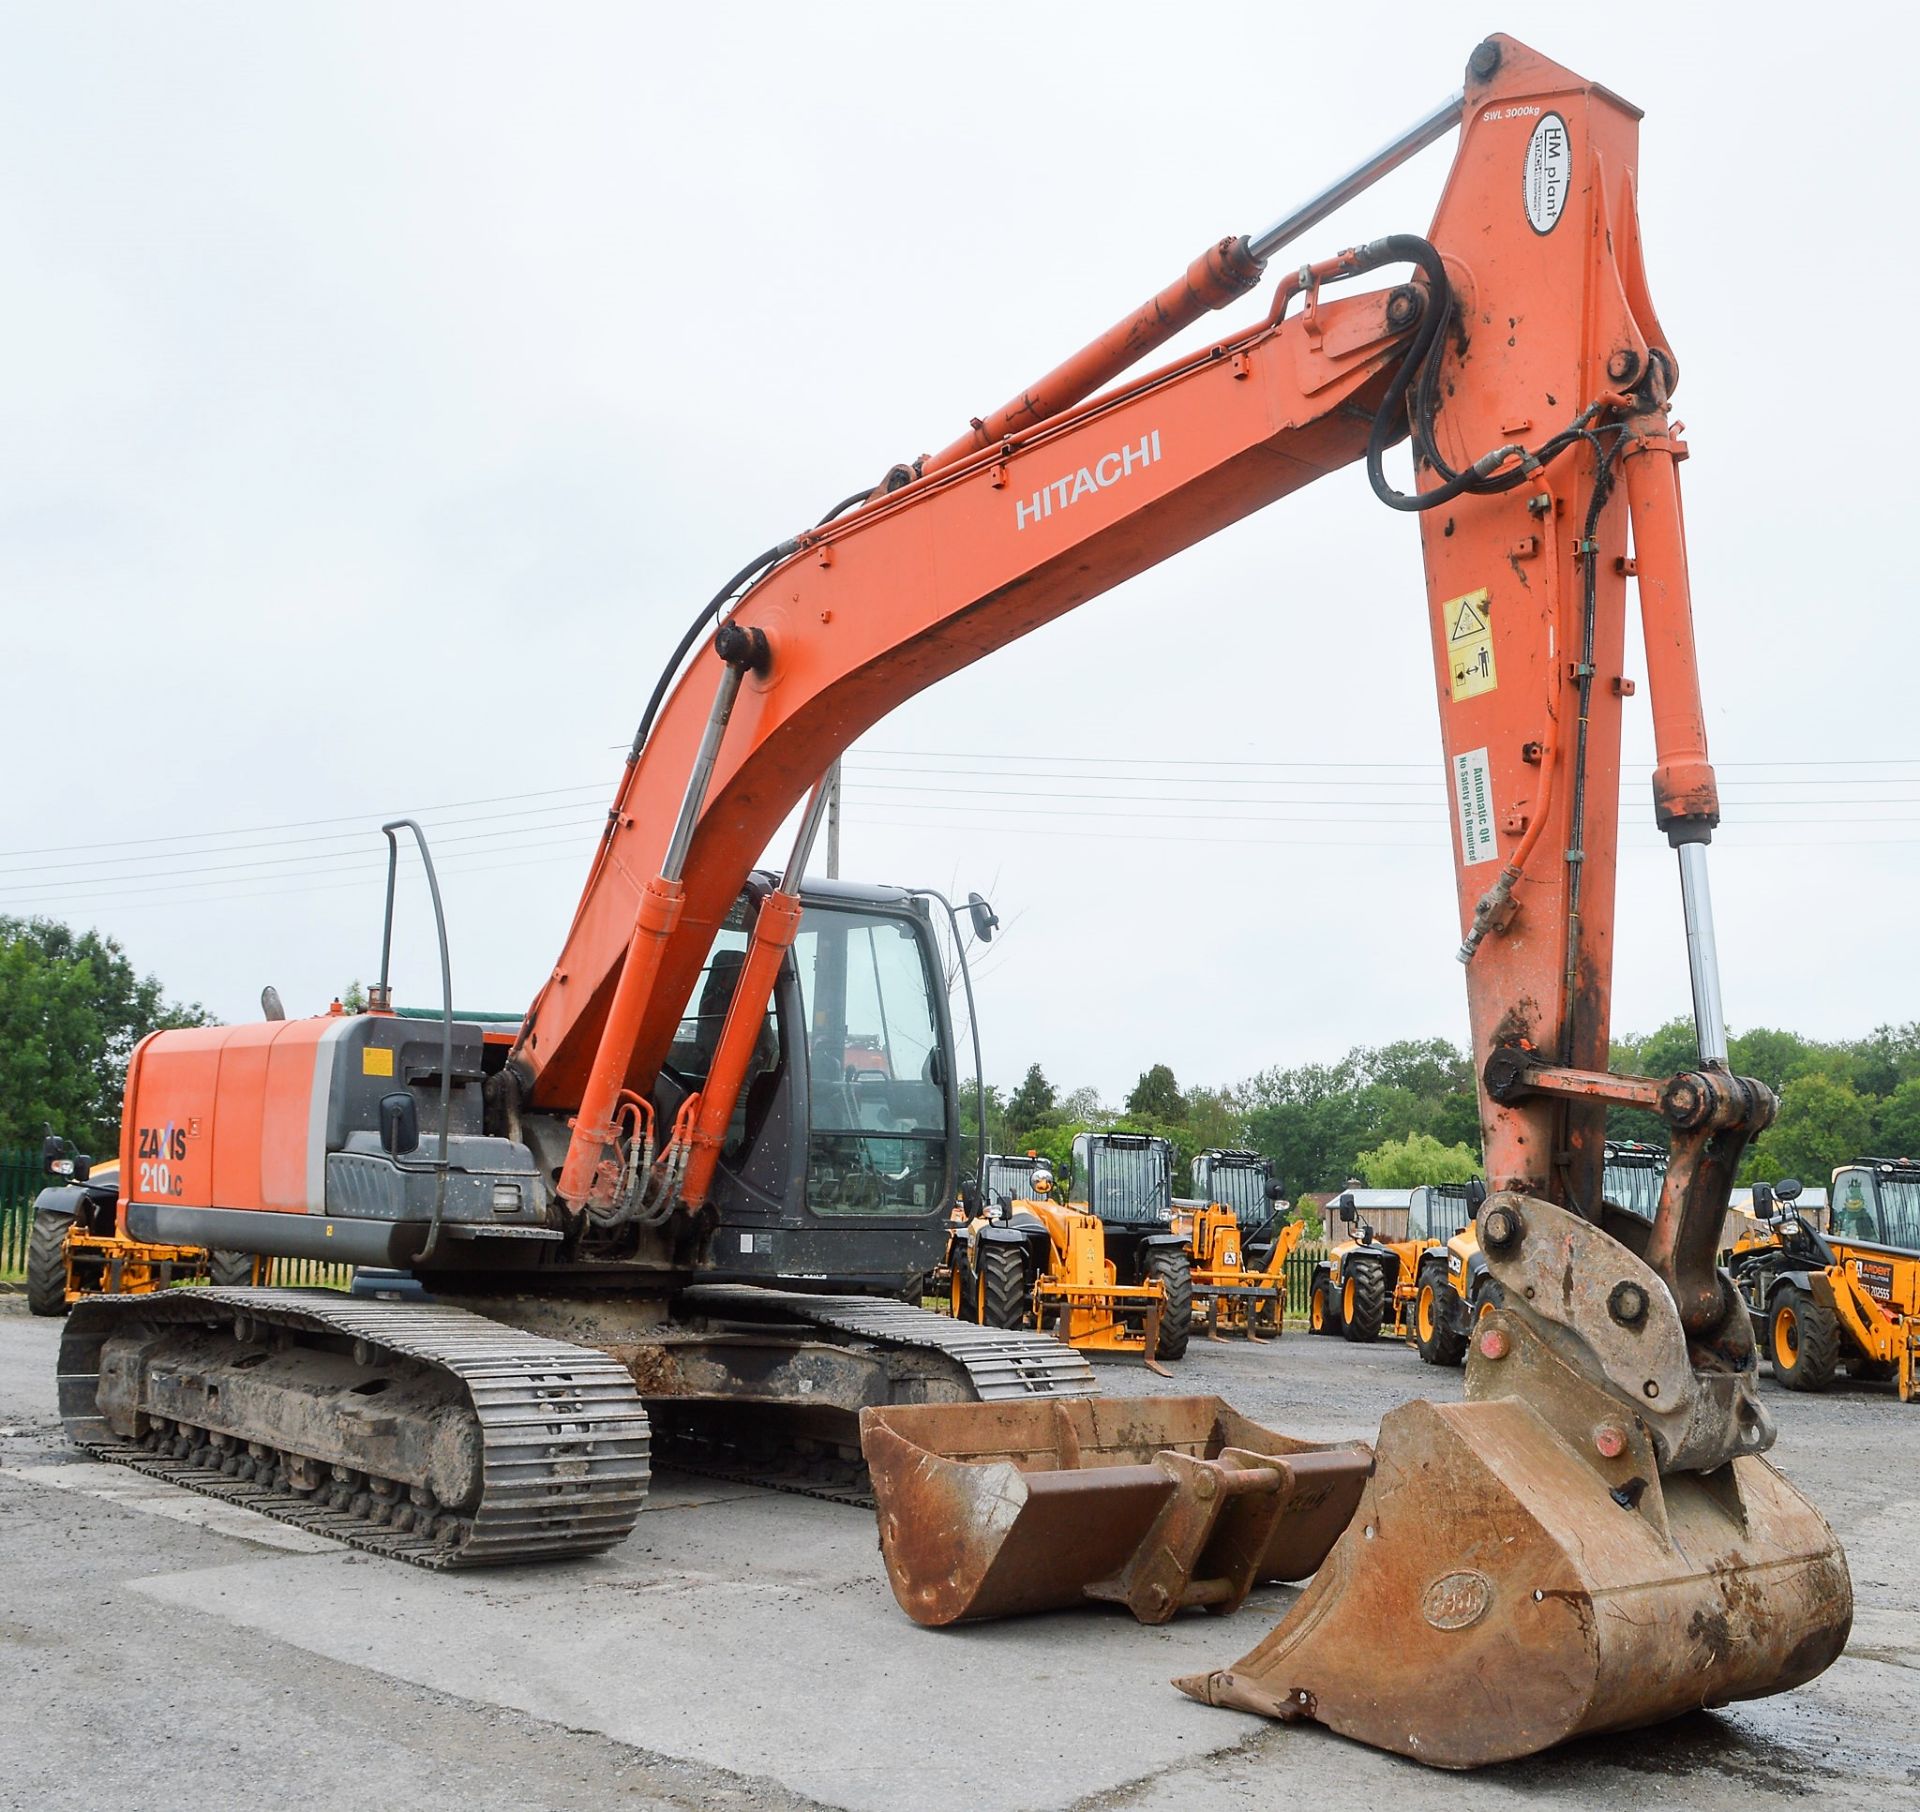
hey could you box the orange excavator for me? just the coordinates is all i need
[61,34,1848,1769]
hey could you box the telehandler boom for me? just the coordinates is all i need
[65,31,1847,1769]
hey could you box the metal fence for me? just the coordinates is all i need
[0,1146,351,1289]
[1283,1244,1327,1323]
[0,1148,39,1276]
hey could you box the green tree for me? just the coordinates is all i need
[1180,1084,1244,1155]
[1005,1063,1057,1137]
[959,1080,1005,1157]
[0,917,214,1152]
[1851,1021,1920,1098]
[1237,1041,1483,1193]
[1368,1038,1474,1100]
[1124,1063,1183,1122]
[1354,1131,1482,1188]
[341,979,368,1013]
[1747,1073,1873,1187]
[1241,1054,1366,1192]
[1873,1076,1920,1160]
[1057,1085,1111,1127]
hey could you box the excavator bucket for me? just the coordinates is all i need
[860,1396,1370,1627]
[1175,1306,1853,1767]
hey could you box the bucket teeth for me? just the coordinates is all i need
[1174,1395,1852,1768]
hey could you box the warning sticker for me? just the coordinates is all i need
[361,1046,394,1078]
[1445,588,1497,701]
[1453,747,1498,866]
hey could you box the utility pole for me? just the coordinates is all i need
[825,760,842,879]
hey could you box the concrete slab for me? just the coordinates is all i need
[129,1478,1287,1812]
[2,1459,340,1555]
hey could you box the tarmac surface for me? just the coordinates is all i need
[1,1292,1913,1811]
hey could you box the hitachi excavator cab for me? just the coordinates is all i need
[662,876,962,1289]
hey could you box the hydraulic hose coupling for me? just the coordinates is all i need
[1457,865,1520,964]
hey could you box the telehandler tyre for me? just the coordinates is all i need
[1414,1269,1468,1367]
[1768,1285,1839,1392]
[978,1245,1030,1331]
[1308,1274,1341,1336]
[26,1202,74,1318]
[208,1251,258,1289]
[1145,1248,1193,1361]
[1339,1260,1387,1343]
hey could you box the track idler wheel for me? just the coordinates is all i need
[1175,1310,1853,1767]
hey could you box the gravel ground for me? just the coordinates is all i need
[0,1295,1912,1811]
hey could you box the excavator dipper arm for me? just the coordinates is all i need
[506,34,1848,1763]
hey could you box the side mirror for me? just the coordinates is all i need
[1337,1191,1357,1228]
[959,1179,984,1221]
[1775,1177,1803,1202]
[1752,1182,1775,1213]
[1266,1180,1288,1203]
[40,1130,86,1180]
[1467,1179,1488,1210]
[966,891,999,944]
[378,1091,420,1156]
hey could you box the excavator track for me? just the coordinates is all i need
[654,1286,1096,1504]
[57,1288,652,1569]
[678,1284,1098,1399]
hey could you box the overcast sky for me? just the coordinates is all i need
[6,1,1915,1105]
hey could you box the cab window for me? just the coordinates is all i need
[793,905,947,1216]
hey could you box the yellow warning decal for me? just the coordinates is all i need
[1444,588,1497,701]
[361,1046,394,1077]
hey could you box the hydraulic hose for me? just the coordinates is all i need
[626,541,797,762]
[1362,235,1611,512]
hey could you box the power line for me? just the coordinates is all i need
[0,780,611,862]
[11,748,1912,870]
[0,795,609,880]
[11,847,595,918]
[845,759,1920,792]
[848,813,1920,854]
[855,746,1920,771]
[0,826,600,906]
[842,779,1920,812]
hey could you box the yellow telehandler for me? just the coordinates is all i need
[1732,1166,1919,1400]
[1176,1148,1295,1337]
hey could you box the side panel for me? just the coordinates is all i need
[122,1018,345,1215]
[209,1027,273,1209]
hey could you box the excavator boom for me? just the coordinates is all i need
[857,35,1846,1764]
